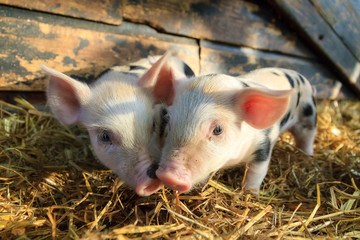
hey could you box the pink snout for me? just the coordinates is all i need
[135,164,163,196]
[156,164,192,192]
[136,177,163,196]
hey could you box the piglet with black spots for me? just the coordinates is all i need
[42,52,194,196]
[156,68,317,194]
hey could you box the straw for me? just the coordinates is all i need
[0,98,359,239]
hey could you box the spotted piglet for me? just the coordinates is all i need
[43,52,194,196]
[156,68,317,194]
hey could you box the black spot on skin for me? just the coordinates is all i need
[271,71,280,76]
[240,81,250,87]
[183,62,195,78]
[303,104,314,117]
[146,164,159,179]
[159,107,169,138]
[280,112,291,128]
[253,137,271,162]
[129,65,147,71]
[296,92,301,107]
[263,127,272,137]
[311,97,317,126]
[285,73,295,88]
[298,74,306,84]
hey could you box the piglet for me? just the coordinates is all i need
[156,68,317,193]
[42,51,194,196]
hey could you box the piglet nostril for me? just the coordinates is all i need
[146,164,159,179]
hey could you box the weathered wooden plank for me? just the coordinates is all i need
[310,0,360,61]
[0,0,123,25]
[122,0,313,59]
[200,40,355,99]
[0,6,199,91]
[349,0,360,16]
[271,0,360,94]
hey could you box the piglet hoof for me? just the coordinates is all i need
[242,186,260,197]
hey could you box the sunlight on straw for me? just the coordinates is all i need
[331,126,341,136]
[165,207,218,235]
[229,205,272,239]
[1,98,359,239]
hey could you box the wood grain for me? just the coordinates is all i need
[200,40,354,99]
[122,0,313,58]
[310,0,360,61]
[0,6,199,91]
[271,0,360,93]
[0,0,123,25]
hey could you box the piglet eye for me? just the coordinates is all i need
[212,125,223,135]
[99,130,112,144]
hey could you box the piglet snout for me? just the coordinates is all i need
[136,177,163,196]
[136,165,163,196]
[156,163,192,192]
[135,164,162,196]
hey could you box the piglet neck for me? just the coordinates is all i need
[224,123,259,167]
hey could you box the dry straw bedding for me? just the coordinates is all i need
[0,98,359,239]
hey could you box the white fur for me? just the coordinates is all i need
[158,68,316,193]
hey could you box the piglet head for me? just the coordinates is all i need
[43,52,182,196]
[156,75,293,192]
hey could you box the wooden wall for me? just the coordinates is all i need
[0,0,359,101]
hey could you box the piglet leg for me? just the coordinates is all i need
[244,158,271,194]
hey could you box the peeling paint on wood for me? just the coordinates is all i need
[0,0,123,25]
[310,0,360,61]
[272,0,360,95]
[0,6,199,91]
[200,40,354,99]
[122,0,314,58]
[0,1,357,99]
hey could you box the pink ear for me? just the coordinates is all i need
[234,88,294,129]
[42,65,90,125]
[138,51,177,105]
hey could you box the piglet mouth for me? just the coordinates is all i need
[135,150,163,196]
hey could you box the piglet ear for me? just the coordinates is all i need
[139,51,186,105]
[233,88,294,129]
[42,65,90,125]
